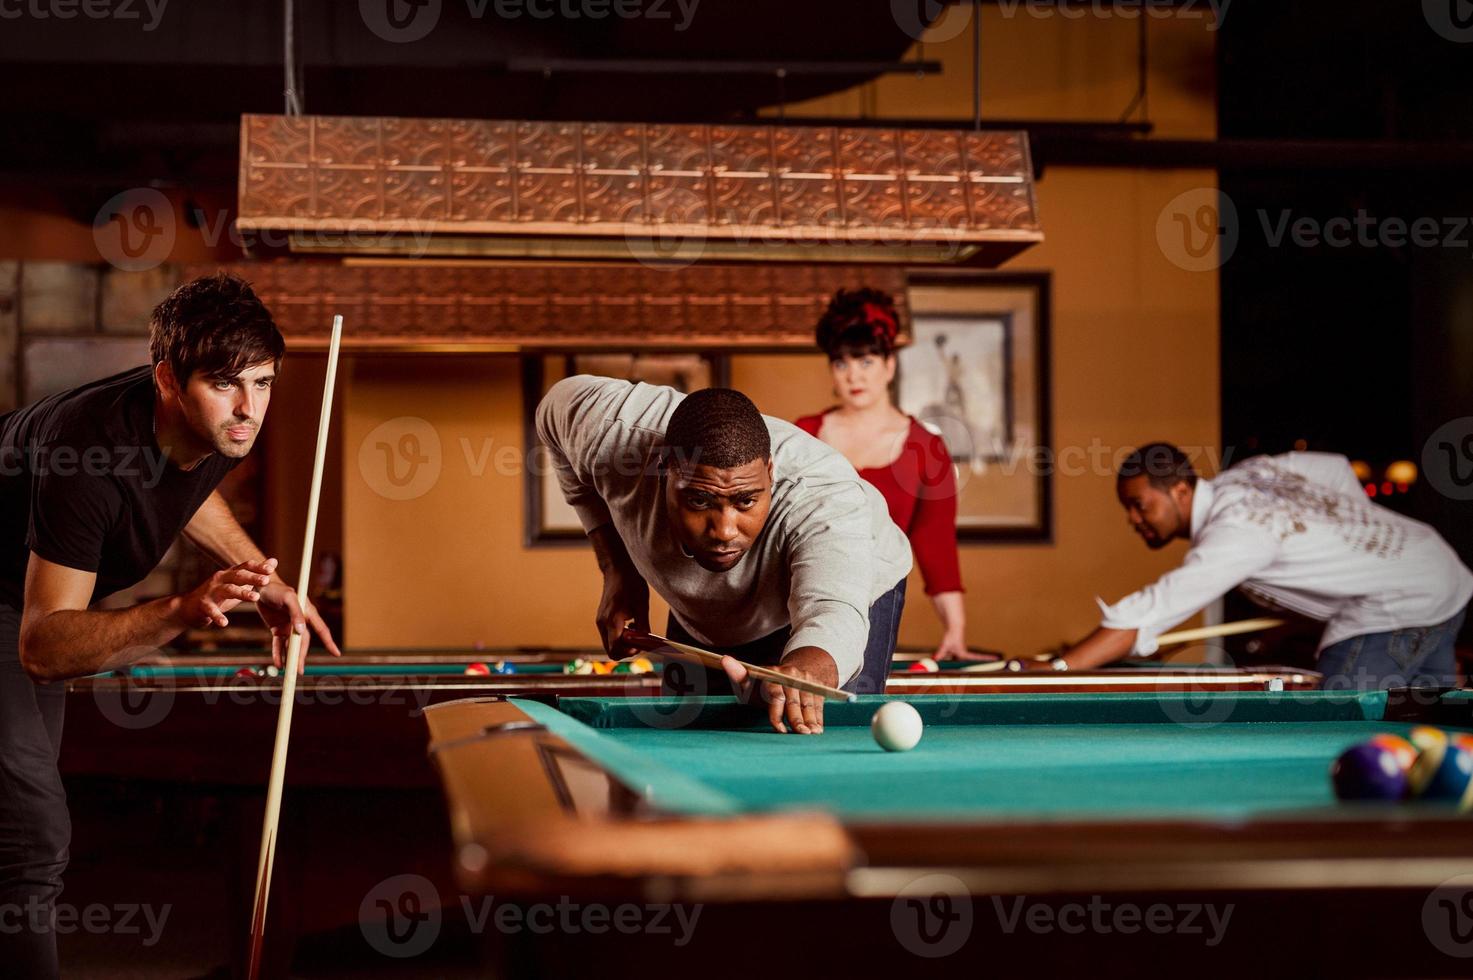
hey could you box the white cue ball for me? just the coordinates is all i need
[871,701,924,752]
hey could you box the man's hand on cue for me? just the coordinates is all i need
[257,564,345,671]
[596,572,650,659]
[722,646,839,736]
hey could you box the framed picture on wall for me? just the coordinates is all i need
[522,353,730,546]
[899,271,1052,542]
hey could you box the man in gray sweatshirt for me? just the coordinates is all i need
[536,375,913,734]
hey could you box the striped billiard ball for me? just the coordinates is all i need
[1367,733,1418,774]
[1408,728,1473,810]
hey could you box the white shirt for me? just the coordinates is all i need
[535,376,913,683]
[1099,452,1473,655]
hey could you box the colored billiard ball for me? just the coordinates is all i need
[564,658,587,675]
[906,658,940,674]
[629,657,654,674]
[1409,736,1473,809]
[232,667,262,681]
[1368,733,1417,773]
[1330,743,1408,801]
[492,661,517,675]
[871,701,924,752]
[463,662,491,676]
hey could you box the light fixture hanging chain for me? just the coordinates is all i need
[1119,14,1149,123]
[972,0,982,130]
[284,0,304,116]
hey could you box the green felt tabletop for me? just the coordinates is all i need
[516,693,1471,823]
[120,661,575,678]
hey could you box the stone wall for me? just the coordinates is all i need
[0,261,178,412]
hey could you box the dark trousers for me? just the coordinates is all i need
[0,659,68,980]
[661,578,907,699]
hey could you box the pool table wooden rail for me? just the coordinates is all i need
[425,697,855,898]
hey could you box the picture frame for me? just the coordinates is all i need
[899,271,1052,542]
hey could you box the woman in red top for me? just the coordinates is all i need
[795,288,976,661]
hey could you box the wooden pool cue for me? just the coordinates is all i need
[958,617,1288,674]
[247,314,344,979]
[1153,617,1284,647]
[620,628,858,703]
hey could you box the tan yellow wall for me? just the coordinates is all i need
[744,11,1220,654]
[333,12,1220,654]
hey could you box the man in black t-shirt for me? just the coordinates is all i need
[0,273,340,978]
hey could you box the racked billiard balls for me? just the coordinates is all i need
[1409,732,1473,810]
[1330,742,1407,801]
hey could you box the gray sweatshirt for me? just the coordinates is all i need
[536,375,913,683]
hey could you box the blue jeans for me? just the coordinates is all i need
[662,578,907,698]
[1317,608,1466,690]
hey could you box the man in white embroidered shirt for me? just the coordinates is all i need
[536,376,913,734]
[1050,443,1472,689]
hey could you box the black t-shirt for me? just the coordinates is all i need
[0,366,240,659]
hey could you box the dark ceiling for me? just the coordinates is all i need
[0,0,937,195]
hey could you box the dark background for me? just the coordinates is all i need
[1217,1,1473,641]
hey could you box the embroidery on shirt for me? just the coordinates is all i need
[1214,458,1407,559]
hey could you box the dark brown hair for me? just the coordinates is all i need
[149,273,284,384]
[815,287,900,359]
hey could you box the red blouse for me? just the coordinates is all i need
[794,409,964,596]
